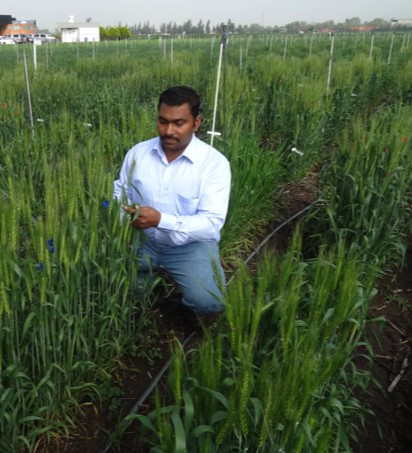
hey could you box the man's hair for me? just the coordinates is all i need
[158,86,201,118]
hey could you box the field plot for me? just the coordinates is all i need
[0,32,411,451]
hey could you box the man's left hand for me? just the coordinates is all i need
[123,205,161,229]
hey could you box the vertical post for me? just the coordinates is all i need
[326,32,335,94]
[387,32,395,64]
[23,51,35,138]
[369,33,375,60]
[33,40,37,71]
[209,26,227,147]
[46,43,49,69]
[283,35,288,60]
[401,32,406,52]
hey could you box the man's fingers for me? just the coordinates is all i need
[121,204,140,213]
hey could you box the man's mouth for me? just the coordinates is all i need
[161,136,178,143]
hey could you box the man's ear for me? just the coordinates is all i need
[194,115,202,132]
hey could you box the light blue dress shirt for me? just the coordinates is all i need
[113,135,231,246]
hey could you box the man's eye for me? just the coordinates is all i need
[176,121,184,126]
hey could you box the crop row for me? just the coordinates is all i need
[0,34,411,450]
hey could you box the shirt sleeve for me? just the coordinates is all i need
[113,148,136,205]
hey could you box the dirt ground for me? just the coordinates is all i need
[42,185,412,453]
[352,240,412,453]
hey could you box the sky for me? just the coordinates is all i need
[7,0,412,32]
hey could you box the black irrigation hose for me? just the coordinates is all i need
[243,198,323,267]
[100,198,321,453]
[100,331,196,453]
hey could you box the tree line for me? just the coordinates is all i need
[99,17,404,39]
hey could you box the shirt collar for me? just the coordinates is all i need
[153,135,201,164]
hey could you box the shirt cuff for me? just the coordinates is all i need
[158,212,178,231]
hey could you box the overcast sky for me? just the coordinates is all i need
[9,0,411,31]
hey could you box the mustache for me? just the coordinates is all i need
[160,135,178,140]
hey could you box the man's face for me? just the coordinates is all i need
[157,103,201,156]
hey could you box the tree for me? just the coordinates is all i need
[366,18,389,28]
[195,19,204,34]
[345,17,361,26]
[107,26,120,40]
[249,23,265,33]
[99,26,107,40]
[285,21,309,32]
[227,19,235,33]
[118,26,132,39]
[182,19,193,34]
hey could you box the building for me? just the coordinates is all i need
[348,26,378,32]
[391,19,412,28]
[0,15,36,37]
[0,14,15,34]
[58,16,99,43]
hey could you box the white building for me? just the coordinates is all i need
[58,16,99,43]
[391,19,412,28]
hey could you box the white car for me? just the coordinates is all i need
[31,33,56,43]
[0,36,16,45]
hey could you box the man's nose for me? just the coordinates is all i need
[165,122,175,135]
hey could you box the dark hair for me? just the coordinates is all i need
[158,86,201,118]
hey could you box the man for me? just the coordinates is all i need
[113,86,231,315]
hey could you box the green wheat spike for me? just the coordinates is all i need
[216,408,236,446]
[0,286,10,316]
[239,368,251,437]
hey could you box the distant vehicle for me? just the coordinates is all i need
[10,33,29,44]
[0,36,16,45]
[30,33,56,43]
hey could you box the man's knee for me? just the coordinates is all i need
[182,291,224,315]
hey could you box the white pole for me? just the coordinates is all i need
[33,41,37,71]
[209,28,227,147]
[387,32,395,64]
[326,33,335,93]
[283,35,288,60]
[401,32,406,52]
[369,34,375,60]
[45,44,49,69]
[23,51,35,137]
[209,41,223,147]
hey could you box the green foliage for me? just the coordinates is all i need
[309,104,412,271]
[0,32,411,450]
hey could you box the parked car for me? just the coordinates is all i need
[10,33,29,44]
[31,33,56,43]
[0,36,16,45]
